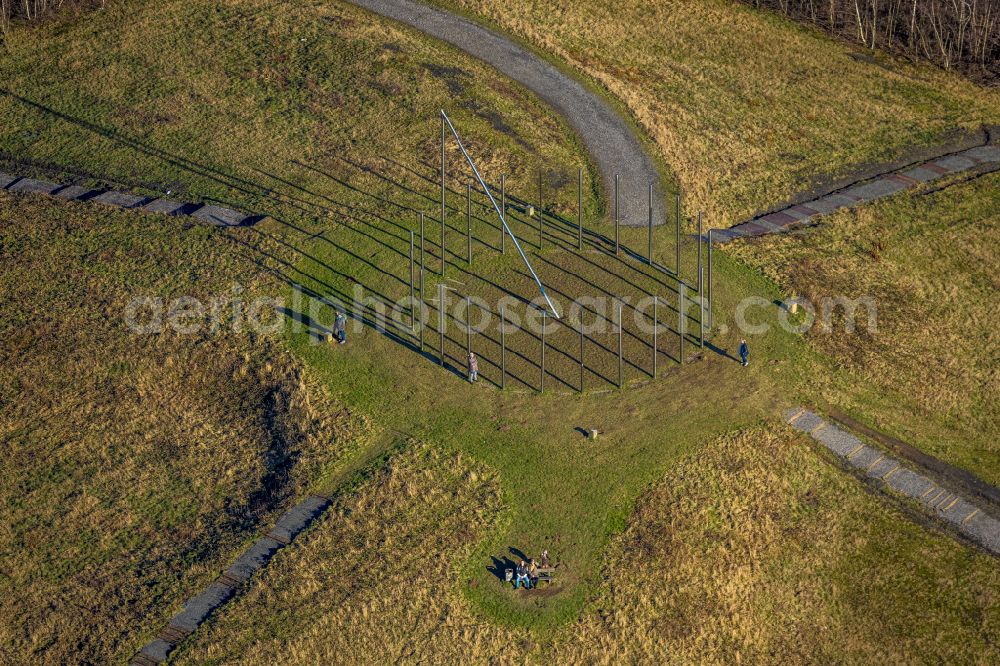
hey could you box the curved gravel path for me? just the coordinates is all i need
[347,0,664,226]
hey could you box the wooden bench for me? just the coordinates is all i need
[533,566,555,585]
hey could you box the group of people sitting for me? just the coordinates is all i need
[512,549,549,590]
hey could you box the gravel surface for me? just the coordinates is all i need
[348,0,665,226]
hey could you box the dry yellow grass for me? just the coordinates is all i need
[727,171,1000,483]
[437,0,1000,227]
[177,427,1000,663]
[0,192,368,664]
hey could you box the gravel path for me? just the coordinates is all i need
[347,0,665,226]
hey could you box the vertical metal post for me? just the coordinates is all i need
[697,212,703,302]
[537,169,543,251]
[699,266,705,349]
[466,183,472,264]
[675,193,681,276]
[647,182,653,265]
[441,114,446,277]
[617,303,623,388]
[500,173,506,254]
[653,295,658,379]
[707,229,714,331]
[540,310,546,392]
[500,305,506,389]
[614,173,620,256]
[409,230,415,328]
[579,318,585,392]
[678,282,685,364]
[578,167,583,251]
[419,213,425,299]
[438,282,445,366]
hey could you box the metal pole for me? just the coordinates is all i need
[409,230,415,328]
[579,318,585,392]
[501,173,506,254]
[614,173,620,256]
[578,167,583,251]
[438,283,446,366]
[653,295,658,379]
[675,193,681,276]
[697,212,703,300]
[500,306,506,389]
[707,229,713,331]
[419,212,425,299]
[540,310,546,392]
[618,303,623,388]
[699,266,705,349]
[679,282,685,364]
[441,114,446,277]
[538,168,543,251]
[467,183,472,264]
[647,182,653,265]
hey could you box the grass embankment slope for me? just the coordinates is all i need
[0,193,367,664]
[1,0,996,655]
[435,0,1000,227]
[180,427,1000,663]
[729,172,1000,484]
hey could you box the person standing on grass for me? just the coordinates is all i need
[514,560,531,589]
[468,351,479,383]
[739,339,749,367]
[540,549,550,568]
[334,311,347,345]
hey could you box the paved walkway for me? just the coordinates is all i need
[346,0,664,226]
[130,494,332,665]
[717,142,1000,242]
[0,171,259,226]
[787,407,1000,555]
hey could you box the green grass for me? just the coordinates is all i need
[1,0,997,658]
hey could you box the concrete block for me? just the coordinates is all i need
[93,190,148,208]
[9,177,60,194]
[788,409,823,433]
[812,424,864,458]
[962,145,1000,163]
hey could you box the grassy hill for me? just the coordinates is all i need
[1,0,998,661]
[0,192,369,664]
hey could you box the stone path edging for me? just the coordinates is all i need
[345,0,664,226]
[129,494,332,665]
[786,407,1000,555]
[0,171,261,227]
[718,139,1000,242]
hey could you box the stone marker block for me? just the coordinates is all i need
[52,184,94,200]
[962,512,1000,554]
[844,179,907,201]
[885,468,933,500]
[787,409,823,433]
[93,190,148,208]
[143,198,190,216]
[0,173,18,189]
[812,424,863,458]
[900,166,941,183]
[864,456,898,480]
[169,582,234,633]
[933,154,977,172]
[225,537,283,583]
[10,177,60,194]
[846,446,882,470]
[137,638,172,663]
[192,204,248,226]
[939,497,977,525]
[962,144,1000,163]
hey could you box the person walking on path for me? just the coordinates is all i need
[739,339,749,367]
[514,560,531,589]
[334,311,347,345]
[468,351,479,383]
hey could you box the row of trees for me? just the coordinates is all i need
[747,0,999,78]
[0,1,101,33]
